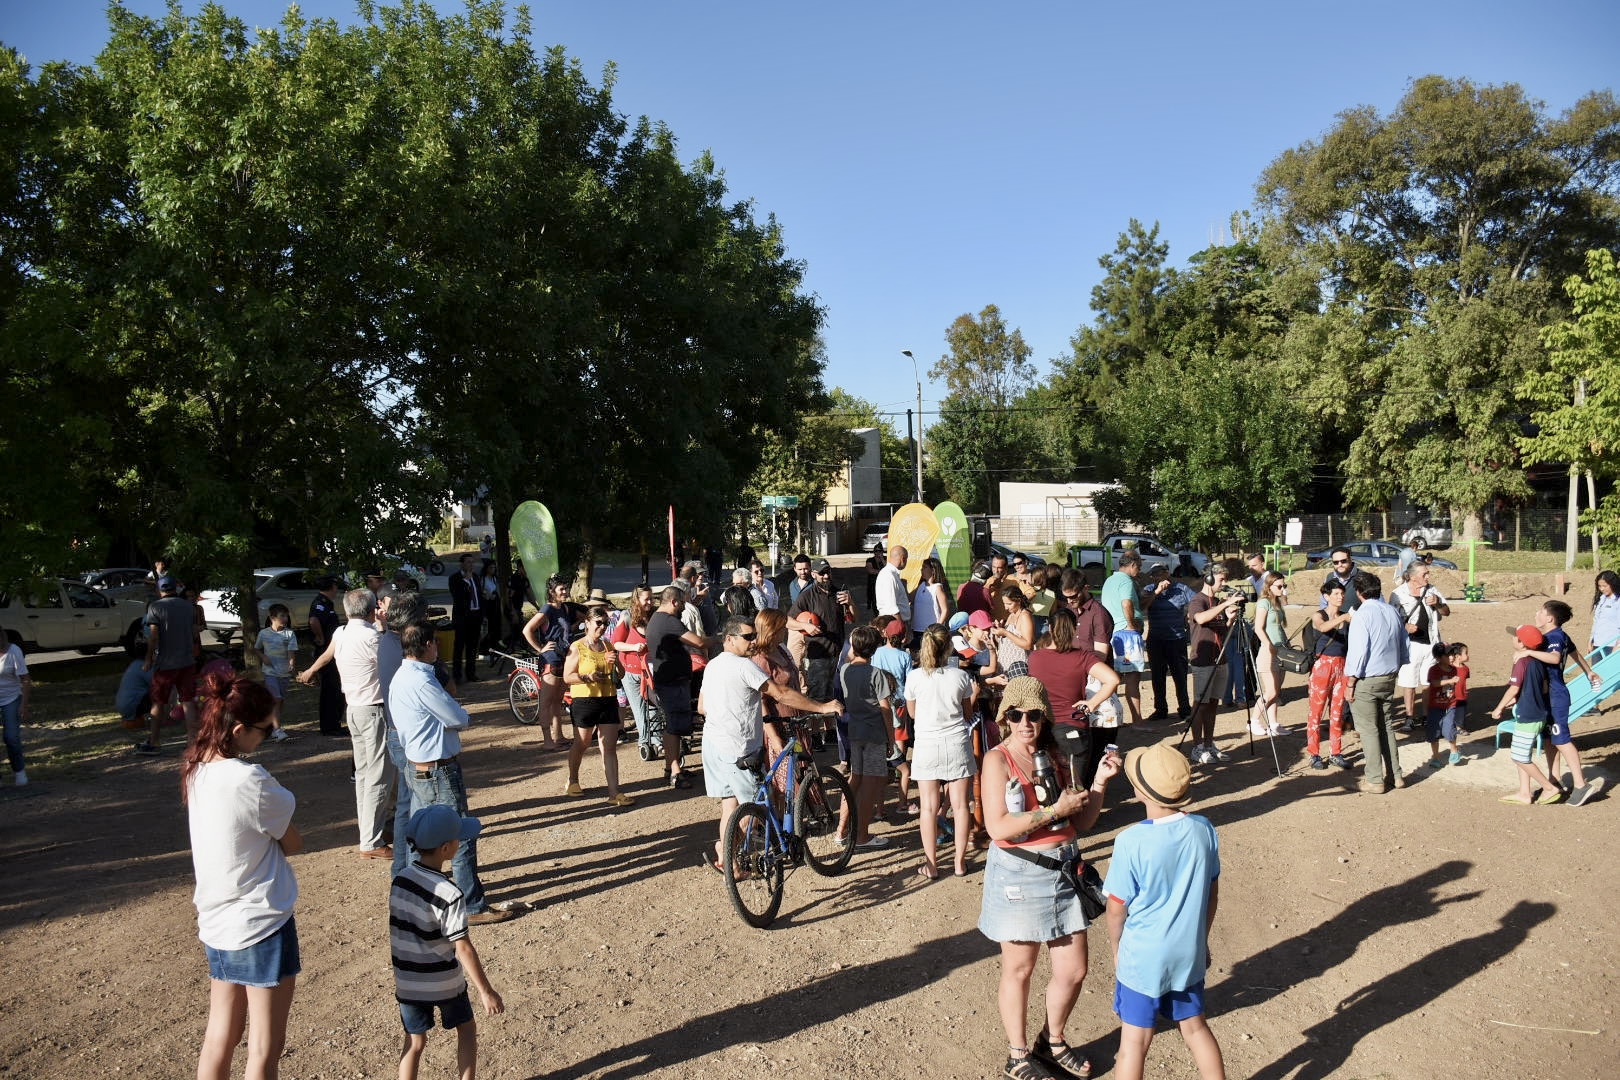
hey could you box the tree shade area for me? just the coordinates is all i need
[0,0,824,621]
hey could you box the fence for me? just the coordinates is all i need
[1274,510,1600,555]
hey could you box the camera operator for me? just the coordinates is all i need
[1184,566,1247,765]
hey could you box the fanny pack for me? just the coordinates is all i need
[1001,844,1108,921]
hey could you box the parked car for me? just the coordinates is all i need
[1067,533,1181,576]
[1401,517,1454,549]
[988,541,1048,571]
[1,579,149,655]
[197,567,327,644]
[80,567,158,604]
[860,521,890,553]
[1304,540,1457,570]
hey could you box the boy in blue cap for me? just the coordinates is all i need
[391,805,505,1080]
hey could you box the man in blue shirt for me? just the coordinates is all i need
[1343,573,1409,794]
[1141,565,1194,721]
[389,622,516,924]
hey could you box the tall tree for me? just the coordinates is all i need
[1518,248,1620,558]
[1058,218,1174,407]
[1258,75,1620,535]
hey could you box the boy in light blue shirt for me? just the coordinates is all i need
[1104,743,1225,1080]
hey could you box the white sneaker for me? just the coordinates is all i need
[13,770,26,786]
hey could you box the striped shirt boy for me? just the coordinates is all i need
[390,861,468,1004]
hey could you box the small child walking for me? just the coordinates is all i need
[1491,625,1564,805]
[840,624,896,848]
[252,604,297,741]
[1423,642,1468,768]
[391,805,505,1080]
[1104,743,1226,1080]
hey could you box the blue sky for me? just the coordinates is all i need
[7,1,1618,431]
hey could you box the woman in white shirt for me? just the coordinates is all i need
[182,671,302,1080]
[910,557,952,649]
[906,625,978,880]
[0,641,30,785]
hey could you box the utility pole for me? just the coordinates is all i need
[902,349,922,503]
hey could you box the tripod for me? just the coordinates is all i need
[1181,600,1285,777]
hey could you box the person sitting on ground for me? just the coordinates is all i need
[1105,743,1226,1080]
[391,805,505,1080]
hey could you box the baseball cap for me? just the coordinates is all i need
[967,609,993,629]
[813,558,833,573]
[1124,743,1192,808]
[881,617,906,639]
[1512,624,1543,649]
[948,611,970,632]
[156,575,176,591]
[406,805,481,851]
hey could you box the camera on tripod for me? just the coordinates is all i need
[1217,585,1248,607]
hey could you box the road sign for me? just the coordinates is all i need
[760,495,800,509]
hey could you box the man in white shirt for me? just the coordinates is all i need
[301,589,395,859]
[875,545,911,630]
[748,560,780,612]
[698,616,840,871]
[1390,562,1449,729]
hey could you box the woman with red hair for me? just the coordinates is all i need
[182,671,302,1080]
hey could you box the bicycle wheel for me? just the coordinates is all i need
[795,765,855,876]
[722,803,784,928]
[508,670,541,725]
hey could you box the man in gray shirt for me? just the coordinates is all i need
[139,575,198,754]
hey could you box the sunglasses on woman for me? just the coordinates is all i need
[1004,708,1046,725]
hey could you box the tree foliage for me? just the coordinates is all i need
[1519,248,1620,553]
[1258,75,1620,531]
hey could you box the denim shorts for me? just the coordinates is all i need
[263,674,287,700]
[978,842,1087,943]
[1114,979,1206,1028]
[704,751,758,802]
[204,916,300,988]
[399,990,473,1035]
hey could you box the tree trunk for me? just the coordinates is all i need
[1586,470,1600,570]
[1454,508,1485,544]
[1566,465,1580,571]
[573,523,596,599]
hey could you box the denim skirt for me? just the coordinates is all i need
[978,843,1088,943]
[204,916,300,988]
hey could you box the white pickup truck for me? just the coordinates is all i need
[1067,533,1206,578]
[1,579,150,655]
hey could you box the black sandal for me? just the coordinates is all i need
[1004,1052,1058,1080]
[1033,1029,1092,1078]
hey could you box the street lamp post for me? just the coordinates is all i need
[901,349,922,504]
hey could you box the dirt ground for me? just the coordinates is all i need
[2,587,1616,1079]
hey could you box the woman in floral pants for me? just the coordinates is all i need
[1305,580,1354,768]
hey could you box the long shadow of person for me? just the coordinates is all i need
[1248,899,1555,1080]
[1217,858,1479,1018]
[533,927,997,1080]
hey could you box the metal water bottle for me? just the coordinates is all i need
[1032,750,1059,807]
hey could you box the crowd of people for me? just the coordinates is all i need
[87,546,1620,1079]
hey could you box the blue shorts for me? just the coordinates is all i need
[263,674,287,700]
[204,916,300,989]
[1548,716,1573,746]
[1425,705,1460,743]
[654,683,694,736]
[1114,979,1206,1028]
[399,990,473,1035]
[1549,686,1573,745]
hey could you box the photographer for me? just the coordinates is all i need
[1184,567,1246,765]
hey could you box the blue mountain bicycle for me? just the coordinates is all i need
[722,719,855,927]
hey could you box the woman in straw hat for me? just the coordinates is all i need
[979,676,1121,1080]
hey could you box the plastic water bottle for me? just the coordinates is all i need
[1004,778,1026,814]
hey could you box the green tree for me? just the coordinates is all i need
[1058,219,1175,408]
[1519,249,1620,557]
[1089,353,1317,549]
[1258,75,1620,535]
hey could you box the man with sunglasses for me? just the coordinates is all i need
[1059,568,1113,657]
[699,617,842,871]
[1322,549,1362,612]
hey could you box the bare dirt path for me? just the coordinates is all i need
[1,592,1615,1079]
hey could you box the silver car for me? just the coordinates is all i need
[1401,518,1454,549]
